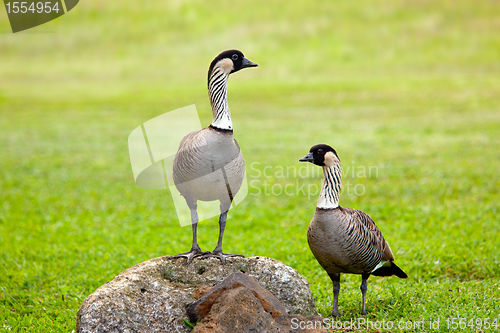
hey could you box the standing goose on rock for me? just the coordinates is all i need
[299,144,407,317]
[170,50,257,265]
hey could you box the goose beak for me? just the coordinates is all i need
[299,152,314,162]
[241,57,258,69]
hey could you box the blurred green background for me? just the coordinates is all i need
[1,0,499,331]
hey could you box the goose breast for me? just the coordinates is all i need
[173,127,244,203]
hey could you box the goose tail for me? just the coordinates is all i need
[372,261,408,279]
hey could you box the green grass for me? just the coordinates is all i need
[1,0,499,332]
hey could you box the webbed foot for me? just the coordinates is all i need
[332,310,342,318]
[168,249,210,264]
[199,250,244,266]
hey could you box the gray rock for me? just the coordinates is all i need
[76,256,318,333]
[187,271,287,323]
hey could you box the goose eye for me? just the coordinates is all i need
[318,149,323,153]
[231,54,239,61]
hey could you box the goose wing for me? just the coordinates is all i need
[342,207,395,262]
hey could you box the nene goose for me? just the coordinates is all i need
[299,144,407,317]
[170,50,257,265]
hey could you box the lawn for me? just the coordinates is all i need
[1,0,499,332]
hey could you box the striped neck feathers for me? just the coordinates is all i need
[208,58,233,131]
[318,151,341,209]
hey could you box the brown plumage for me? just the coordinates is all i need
[300,144,407,317]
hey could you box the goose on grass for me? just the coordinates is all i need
[299,144,407,317]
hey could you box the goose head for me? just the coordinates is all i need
[300,144,340,167]
[208,50,258,78]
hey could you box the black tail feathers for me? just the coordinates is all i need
[372,262,408,279]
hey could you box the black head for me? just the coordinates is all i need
[208,49,258,80]
[299,144,339,166]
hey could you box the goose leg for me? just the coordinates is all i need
[360,273,370,315]
[200,210,244,265]
[329,273,341,318]
[169,208,209,264]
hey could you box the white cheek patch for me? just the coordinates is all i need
[216,58,234,74]
[324,151,336,167]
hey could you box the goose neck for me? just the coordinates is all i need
[317,164,341,209]
[208,67,232,131]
